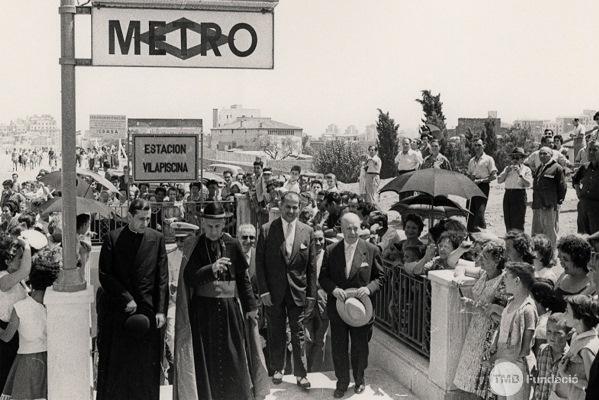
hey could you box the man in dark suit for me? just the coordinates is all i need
[97,198,168,400]
[256,191,316,390]
[531,146,567,247]
[319,212,384,398]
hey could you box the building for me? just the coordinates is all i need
[364,124,377,141]
[210,116,303,153]
[455,116,502,138]
[213,105,261,128]
[512,120,548,139]
[345,125,359,135]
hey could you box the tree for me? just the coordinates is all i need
[312,139,365,183]
[259,135,295,160]
[301,134,310,151]
[376,109,399,179]
[493,127,537,172]
[415,90,447,133]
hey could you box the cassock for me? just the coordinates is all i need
[97,226,168,400]
[174,233,267,400]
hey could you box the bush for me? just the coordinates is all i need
[312,139,366,183]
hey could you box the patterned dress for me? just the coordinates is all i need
[453,271,508,399]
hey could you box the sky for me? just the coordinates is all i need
[1,0,598,136]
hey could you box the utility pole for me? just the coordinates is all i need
[55,0,86,292]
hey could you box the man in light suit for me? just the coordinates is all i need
[256,191,316,390]
[319,213,384,398]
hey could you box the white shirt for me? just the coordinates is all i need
[497,164,533,189]
[344,240,358,278]
[365,155,382,174]
[281,218,297,257]
[282,180,300,194]
[0,271,27,322]
[394,149,422,171]
[315,250,324,279]
[15,297,47,354]
[468,153,498,179]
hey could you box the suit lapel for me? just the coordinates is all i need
[347,239,366,280]
[275,218,289,264]
[288,222,303,265]
[133,229,150,268]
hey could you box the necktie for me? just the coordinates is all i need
[285,223,293,259]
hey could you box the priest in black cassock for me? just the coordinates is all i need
[96,198,169,400]
[174,203,267,400]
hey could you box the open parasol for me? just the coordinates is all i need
[390,194,471,220]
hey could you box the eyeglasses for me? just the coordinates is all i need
[241,235,255,240]
[314,237,325,241]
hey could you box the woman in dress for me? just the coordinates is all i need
[532,234,562,283]
[405,230,467,275]
[554,235,592,311]
[453,241,508,399]
[381,214,425,263]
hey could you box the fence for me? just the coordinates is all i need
[373,261,432,358]
[90,199,237,244]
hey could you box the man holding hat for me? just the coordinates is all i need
[319,212,384,398]
[497,147,533,232]
[97,199,168,400]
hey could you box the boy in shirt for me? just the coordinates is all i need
[533,313,570,400]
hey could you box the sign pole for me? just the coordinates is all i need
[55,0,86,292]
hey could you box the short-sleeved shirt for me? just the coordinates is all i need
[468,153,497,179]
[421,154,452,170]
[526,150,568,172]
[394,150,422,172]
[365,155,382,174]
[572,162,599,201]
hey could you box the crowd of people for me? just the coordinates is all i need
[0,113,598,400]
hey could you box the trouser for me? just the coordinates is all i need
[328,308,373,390]
[304,312,329,372]
[503,189,527,232]
[467,182,490,232]
[266,292,307,377]
[397,169,415,199]
[532,207,558,247]
[577,198,599,235]
[364,174,380,204]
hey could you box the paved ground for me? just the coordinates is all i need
[157,368,418,400]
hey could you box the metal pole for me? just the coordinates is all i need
[55,0,86,292]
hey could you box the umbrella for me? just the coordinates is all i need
[40,196,112,217]
[390,194,471,219]
[38,169,119,194]
[379,168,486,200]
[199,171,225,184]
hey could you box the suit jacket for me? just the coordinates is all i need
[318,238,384,316]
[99,227,169,315]
[532,160,567,209]
[255,217,316,307]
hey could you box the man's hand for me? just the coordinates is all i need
[124,299,137,314]
[245,309,259,320]
[155,313,166,329]
[304,298,316,317]
[212,257,231,277]
[332,288,347,302]
[355,286,370,299]
[261,293,273,307]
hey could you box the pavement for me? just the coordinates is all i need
[157,368,418,400]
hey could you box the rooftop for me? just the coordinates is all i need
[213,117,302,131]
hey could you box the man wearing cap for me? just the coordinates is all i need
[573,140,599,234]
[363,146,381,205]
[497,147,533,232]
[255,191,316,390]
[174,203,262,400]
[97,199,168,400]
[466,139,497,232]
[531,147,567,246]
[319,213,384,398]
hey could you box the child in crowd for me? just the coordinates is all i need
[533,313,570,400]
[402,246,423,264]
[0,246,61,400]
[556,295,599,400]
[492,261,538,400]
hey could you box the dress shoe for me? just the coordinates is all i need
[272,371,283,384]
[333,388,346,398]
[296,376,311,390]
[354,383,366,394]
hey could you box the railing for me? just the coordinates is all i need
[90,199,237,244]
[373,261,432,358]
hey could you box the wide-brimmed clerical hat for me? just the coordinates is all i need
[201,203,233,219]
[336,289,373,327]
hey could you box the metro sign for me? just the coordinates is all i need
[92,7,274,68]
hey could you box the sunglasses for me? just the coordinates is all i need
[241,235,255,240]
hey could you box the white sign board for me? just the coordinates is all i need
[92,7,274,68]
[132,134,199,182]
[89,114,127,138]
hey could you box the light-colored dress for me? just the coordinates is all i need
[453,271,507,398]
